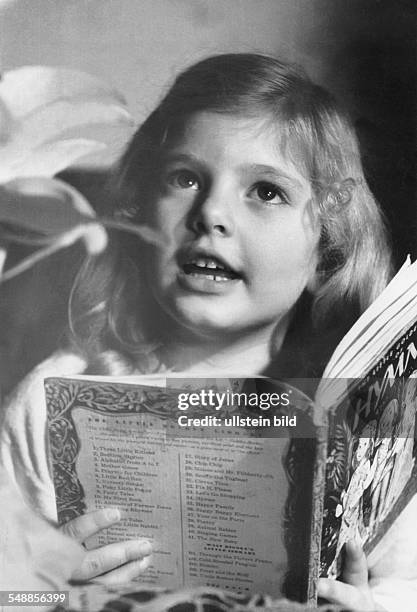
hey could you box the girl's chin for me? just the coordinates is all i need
[174,313,239,339]
[163,302,244,341]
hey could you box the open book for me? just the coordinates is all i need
[45,258,417,603]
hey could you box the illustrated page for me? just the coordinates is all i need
[321,322,417,577]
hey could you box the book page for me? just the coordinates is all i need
[46,378,318,598]
[74,409,288,595]
[322,258,417,382]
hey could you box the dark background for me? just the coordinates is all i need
[0,0,415,396]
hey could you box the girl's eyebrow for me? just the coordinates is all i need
[244,164,304,189]
[160,152,202,166]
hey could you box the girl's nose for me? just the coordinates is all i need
[189,188,235,237]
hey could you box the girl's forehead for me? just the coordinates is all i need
[164,111,309,179]
[171,111,282,144]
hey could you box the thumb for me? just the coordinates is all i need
[342,538,369,587]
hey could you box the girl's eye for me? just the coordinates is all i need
[167,170,201,191]
[249,181,288,205]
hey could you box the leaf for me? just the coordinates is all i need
[0,97,12,144]
[0,247,6,275]
[0,176,95,234]
[0,139,107,182]
[52,123,135,169]
[6,100,133,153]
[0,65,136,179]
[0,66,128,120]
[0,224,108,284]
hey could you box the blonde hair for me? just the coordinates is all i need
[69,53,393,373]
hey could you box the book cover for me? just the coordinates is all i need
[320,321,417,578]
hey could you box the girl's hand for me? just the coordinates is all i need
[318,540,375,611]
[60,508,153,585]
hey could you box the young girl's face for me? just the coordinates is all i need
[145,112,319,342]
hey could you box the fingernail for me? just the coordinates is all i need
[346,537,362,557]
[104,508,121,522]
[345,539,356,552]
[349,527,362,549]
[139,555,152,570]
[137,540,153,556]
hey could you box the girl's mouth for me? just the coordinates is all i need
[182,257,240,282]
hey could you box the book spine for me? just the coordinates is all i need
[307,418,328,603]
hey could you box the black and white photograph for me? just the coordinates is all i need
[0,2,416,611]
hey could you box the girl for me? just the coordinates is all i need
[1,54,415,610]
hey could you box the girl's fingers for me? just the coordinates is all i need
[94,555,152,586]
[62,509,153,582]
[342,539,369,587]
[61,508,121,542]
[318,540,374,611]
[71,539,153,581]
[318,578,369,609]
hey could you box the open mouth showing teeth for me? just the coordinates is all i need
[182,258,239,281]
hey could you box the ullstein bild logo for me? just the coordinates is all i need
[176,413,297,428]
